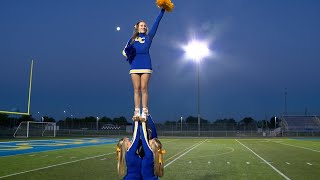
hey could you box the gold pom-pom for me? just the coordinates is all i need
[156,0,174,12]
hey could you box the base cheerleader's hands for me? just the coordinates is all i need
[156,0,174,12]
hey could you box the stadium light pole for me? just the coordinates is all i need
[183,39,210,136]
[63,110,67,128]
[37,111,40,121]
[180,117,183,132]
[71,114,74,129]
[284,88,287,115]
[96,117,99,132]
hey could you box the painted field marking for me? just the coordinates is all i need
[276,142,320,153]
[259,140,270,143]
[260,161,273,164]
[0,152,115,179]
[236,139,291,180]
[164,139,207,168]
[0,138,117,144]
[161,139,180,144]
[0,138,117,158]
[180,147,235,160]
[164,140,205,162]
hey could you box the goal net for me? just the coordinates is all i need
[13,121,56,138]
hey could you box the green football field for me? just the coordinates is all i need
[0,138,319,180]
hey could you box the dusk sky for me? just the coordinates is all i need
[1,0,320,122]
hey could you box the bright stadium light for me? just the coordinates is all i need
[182,39,211,136]
[183,40,210,61]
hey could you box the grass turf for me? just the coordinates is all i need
[0,138,319,179]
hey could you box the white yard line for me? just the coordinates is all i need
[236,139,291,180]
[0,152,115,179]
[277,142,320,153]
[164,139,207,168]
[161,139,180,144]
[164,140,206,162]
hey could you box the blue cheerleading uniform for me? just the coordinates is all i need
[124,121,142,180]
[140,122,158,180]
[147,115,158,139]
[123,9,165,74]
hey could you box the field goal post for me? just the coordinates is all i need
[13,121,56,138]
[0,60,34,116]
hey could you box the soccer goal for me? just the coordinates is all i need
[13,121,56,138]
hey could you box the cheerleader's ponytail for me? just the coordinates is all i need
[116,138,127,178]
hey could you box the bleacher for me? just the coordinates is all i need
[281,115,320,132]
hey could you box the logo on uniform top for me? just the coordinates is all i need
[135,37,145,43]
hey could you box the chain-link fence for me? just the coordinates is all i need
[1,122,320,138]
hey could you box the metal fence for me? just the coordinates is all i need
[2,123,320,138]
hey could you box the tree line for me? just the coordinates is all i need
[164,116,280,130]
[0,113,280,129]
[0,114,129,128]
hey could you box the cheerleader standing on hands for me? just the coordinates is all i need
[123,9,164,121]
[122,0,173,121]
